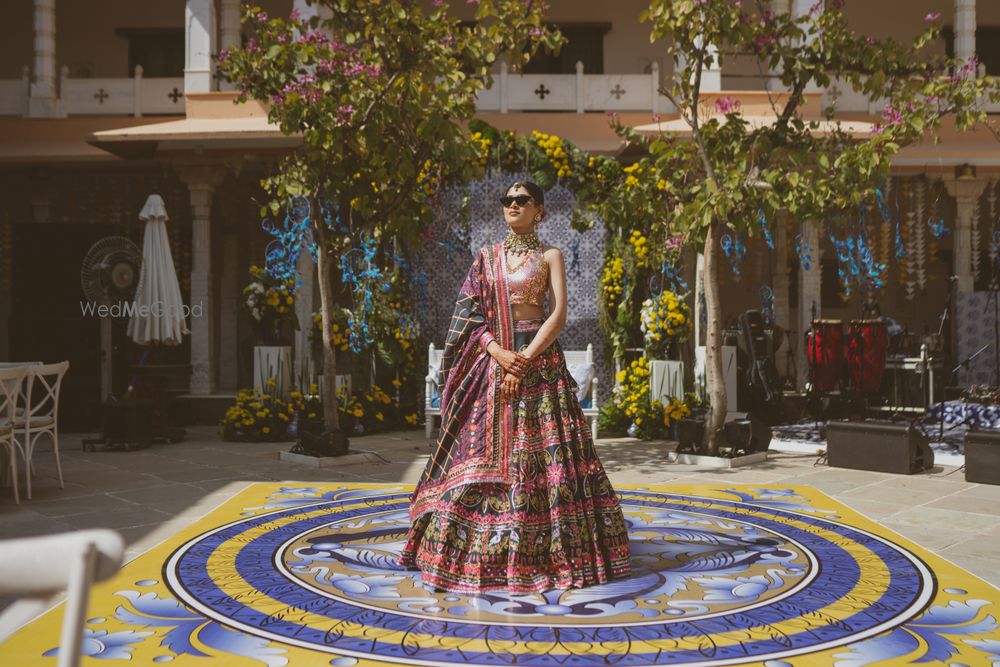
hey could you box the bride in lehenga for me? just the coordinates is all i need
[397,180,631,593]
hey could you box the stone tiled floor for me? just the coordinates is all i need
[2,425,999,592]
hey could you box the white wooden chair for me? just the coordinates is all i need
[0,366,28,504]
[424,343,445,439]
[424,342,601,441]
[564,343,600,440]
[0,529,125,667]
[15,361,69,500]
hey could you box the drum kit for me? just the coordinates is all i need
[806,319,888,397]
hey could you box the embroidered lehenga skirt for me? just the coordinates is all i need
[399,318,631,593]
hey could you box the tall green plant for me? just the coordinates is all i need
[625,0,999,454]
[219,1,560,448]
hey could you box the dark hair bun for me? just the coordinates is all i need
[506,180,545,205]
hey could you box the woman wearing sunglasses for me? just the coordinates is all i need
[399,181,631,593]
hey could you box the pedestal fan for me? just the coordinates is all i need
[80,236,142,400]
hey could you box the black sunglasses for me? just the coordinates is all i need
[500,194,535,208]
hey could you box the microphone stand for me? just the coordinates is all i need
[939,343,991,443]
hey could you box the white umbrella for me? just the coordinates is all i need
[127,194,189,345]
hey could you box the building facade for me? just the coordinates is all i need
[0,0,997,426]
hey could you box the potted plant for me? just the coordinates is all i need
[244,265,299,399]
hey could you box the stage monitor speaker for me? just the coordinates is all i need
[826,420,934,474]
[964,430,1000,485]
[726,411,773,453]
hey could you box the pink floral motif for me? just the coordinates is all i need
[714,96,741,114]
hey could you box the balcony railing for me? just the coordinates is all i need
[476,61,674,113]
[60,66,184,116]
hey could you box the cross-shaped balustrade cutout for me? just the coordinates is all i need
[534,84,551,100]
[93,88,109,104]
[610,83,626,100]
[168,87,183,103]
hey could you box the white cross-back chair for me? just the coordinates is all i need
[0,366,28,504]
[15,361,69,500]
[0,529,125,667]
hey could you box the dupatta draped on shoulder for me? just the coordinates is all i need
[409,243,515,521]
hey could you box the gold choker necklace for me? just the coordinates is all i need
[502,229,542,255]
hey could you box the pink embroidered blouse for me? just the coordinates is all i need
[507,250,549,308]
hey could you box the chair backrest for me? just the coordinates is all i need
[25,361,70,422]
[428,343,444,375]
[0,366,28,425]
[563,343,594,368]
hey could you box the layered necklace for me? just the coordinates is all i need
[502,228,542,256]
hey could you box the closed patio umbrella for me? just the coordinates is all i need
[127,194,189,345]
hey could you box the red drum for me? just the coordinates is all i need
[807,320,844,392]
[847,319,888,393]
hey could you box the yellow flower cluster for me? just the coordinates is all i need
[471,131,493,166]
[613,357,650,420]
[311,312,350,352]
[220,381,308,442]
[393,313,417,351]
[404,413,419,425]
[623,163,643,191]
[662,398,691,427]
[640,291,690,349]
[531,130,572,178]
[629,230,649,266]
[244,265,296,323]
[417,159,440,197]
[601,257,624,308]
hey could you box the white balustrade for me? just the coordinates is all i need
[54,65,184,116]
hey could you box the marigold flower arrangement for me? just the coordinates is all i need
[244,265,298,345]
[219,379,309,442]
[598,357,697,440]
[531,130,572,178]
[640,290,691,357]
[601,257,624,309]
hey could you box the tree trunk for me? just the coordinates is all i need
[702,220,726,455]
[312,203,349,454]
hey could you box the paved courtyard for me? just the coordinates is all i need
[2,425,999,592]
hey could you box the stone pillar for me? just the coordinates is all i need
[954,0,977,65]
[944,177,989,293]
[29,0,59,118]
[218,0,241,92]
[294,251,316,386]
[796,219,821,388]
[767,0,790,91]
[218,228,239,390]
[181,167,225,395]
[791,0,823,93]
[185,0,216,93]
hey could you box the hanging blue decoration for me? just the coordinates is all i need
[993,230,1000,266]
[261,195,315,289]
[660,261,689,295]
[875,187,893,222]
[795,233,813,271]
[720,232,747,276]
[828,212,887,298]
[926,193,950,238]
[757,207,774,249]
[759,285,775,325]
[337,233,386,354]
[894,217,907,258]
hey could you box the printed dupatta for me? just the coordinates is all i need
[409,243,515,521]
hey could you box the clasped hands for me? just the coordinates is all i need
[489,344,531,401]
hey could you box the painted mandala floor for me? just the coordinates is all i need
[2,483,1000,666]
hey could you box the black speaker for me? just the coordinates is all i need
[725,411,773,453]
[964,430,1000,485]
[826,420,934,474]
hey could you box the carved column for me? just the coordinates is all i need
[218,0,241,92]
[797,219,821,388]
[954,0,977,65]
[791,0,823,93]
[180,167,225,395]
[944,177,989,293]
[29,0,59,117]
[185,0,216,93]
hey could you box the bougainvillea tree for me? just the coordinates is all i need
[625,0,999,453]
[219,1,559,451]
